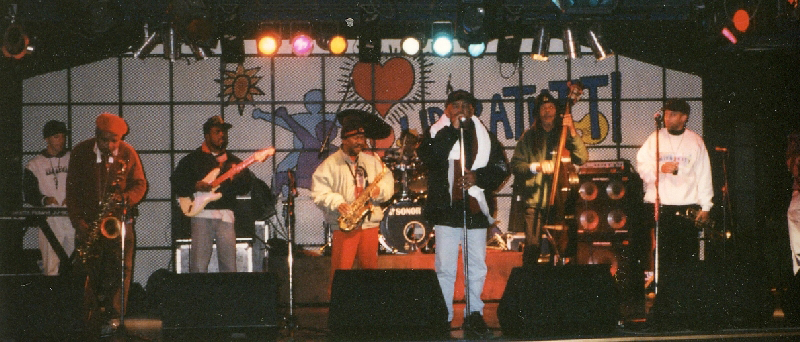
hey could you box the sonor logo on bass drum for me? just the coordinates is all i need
[388,206,422,216]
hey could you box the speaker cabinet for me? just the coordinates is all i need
[575,160,643,239]
[146,270,278,340]
[498,265,619,337]
[648,261,773,330]
[0,274,84,339]
[328,269,449,340]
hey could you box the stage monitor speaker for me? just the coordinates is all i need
[0,274,84,339]
[648,261,773,331]
[575,160,644,238]
[328,269,449,340]
[498,265,619,338]
[146,269,278,340]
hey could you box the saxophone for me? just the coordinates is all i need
[74,161,126,265]
[338,169,388,232]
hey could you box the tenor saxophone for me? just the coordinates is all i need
[338,169,387,232]
[74,161,126,265]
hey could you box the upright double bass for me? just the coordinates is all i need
[542,82,584,264]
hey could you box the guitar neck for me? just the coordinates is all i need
[210,154,257,188]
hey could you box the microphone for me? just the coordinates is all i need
[458,116,467,123]
[654,110,663,121]
[715,146,728,152]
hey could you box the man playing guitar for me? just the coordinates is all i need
[171,115,274,273]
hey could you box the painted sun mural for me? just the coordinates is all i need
[216,64,265,115]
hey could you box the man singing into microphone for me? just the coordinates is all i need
[636,99,713,289]
[417,90,508,338]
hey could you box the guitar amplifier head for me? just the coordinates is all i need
[578,160,632,175]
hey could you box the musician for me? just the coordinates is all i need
[417,90,508,337]
[171,115,253,273]
[509,90,588,265]
[636,99,713,286]
[66,113,147,334]
[787,133,800,276]
[23,120,74,276]
[311,109,394,285]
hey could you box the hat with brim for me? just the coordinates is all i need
[203,115,233,134]
[336,109,392,140]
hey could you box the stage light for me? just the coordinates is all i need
[563,27,579,60]
[497,34,522,63]
[133,24,159,59]
[467,42,486,58]
[431,21,454,57]
[721,27,738,44]
[2,23,34,59]
[328,35,347,54]
[258,35,280,55]
[220,33,245,64]
[163,26,181,62]
[291,33,314,57]
[458,1,487,58]
[586,29,613,61]
[401,36,422,56]
[189,44,210,60]
[256,23,282,56]
[732,9,750,32]
[531,26,550,61]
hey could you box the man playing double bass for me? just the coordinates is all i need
[510,89,588,266]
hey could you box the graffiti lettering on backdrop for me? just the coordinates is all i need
[247,57,620,194]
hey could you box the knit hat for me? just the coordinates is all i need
[42,120,69,138]
[445,89,477,108]
[95,113,128,136]
[662,98,691,116]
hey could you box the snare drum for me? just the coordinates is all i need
[379,201,431,253]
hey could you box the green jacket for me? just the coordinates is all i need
[510,126,588,208]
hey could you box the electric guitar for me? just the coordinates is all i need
[179,147,275,217]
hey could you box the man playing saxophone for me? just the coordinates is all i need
[311,109,394,286]
[66,113,147,336]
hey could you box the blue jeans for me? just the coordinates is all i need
[434,225,487,321]
[190,217,237,272]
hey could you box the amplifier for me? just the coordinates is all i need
[579,159,633,175]
[175,238,254,273]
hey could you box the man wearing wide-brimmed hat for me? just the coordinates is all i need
[66,112,147,336]
[23,120,74,276]
[311,109,395,285]
[171,115,253,273]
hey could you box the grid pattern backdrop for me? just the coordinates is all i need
[20,39,702,285]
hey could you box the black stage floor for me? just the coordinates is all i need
[110,300,800,341]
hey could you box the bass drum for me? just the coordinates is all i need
[379,201,432,254]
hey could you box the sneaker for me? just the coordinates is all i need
[463,311,492,339]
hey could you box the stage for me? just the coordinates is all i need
[4,249,800,341]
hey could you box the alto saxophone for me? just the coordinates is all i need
[338,169,388,232]
[74,161,126,265]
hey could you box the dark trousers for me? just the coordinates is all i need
[646,205,700,287]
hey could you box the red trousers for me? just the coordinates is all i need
[330,227,380,282]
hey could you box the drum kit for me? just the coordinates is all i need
[379,130,433,254]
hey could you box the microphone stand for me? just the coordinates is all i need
[458,118,472,322]
[653,113,662,295]
[284,170,298,338]
[720,149,731,259]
